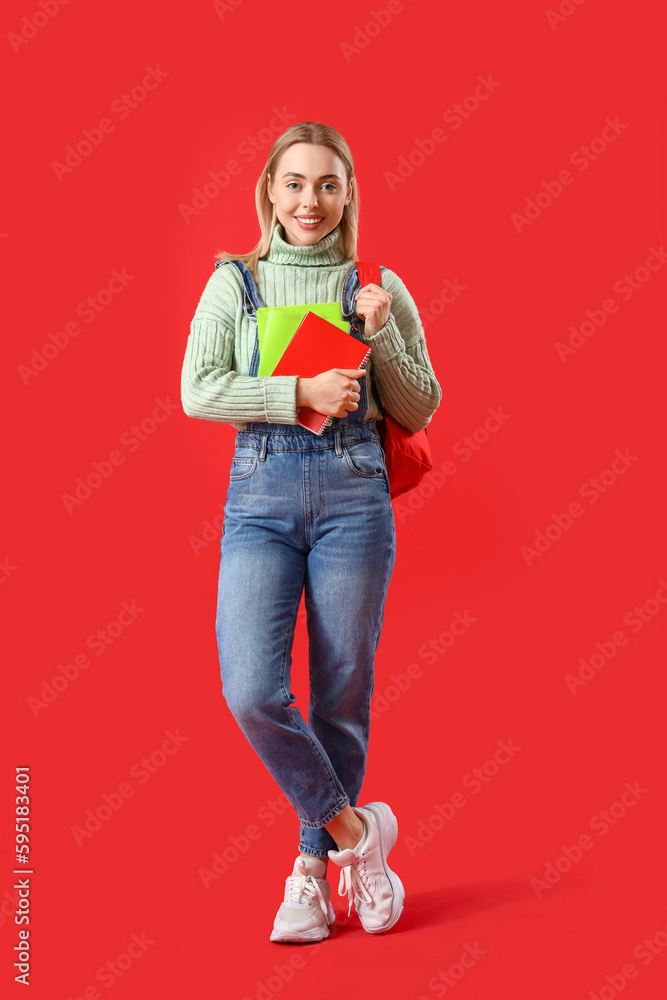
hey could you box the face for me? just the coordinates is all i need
[267,143,352,246]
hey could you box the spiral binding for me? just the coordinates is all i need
[314,415,334,435]
[312,346,372,435]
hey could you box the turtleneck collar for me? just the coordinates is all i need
[265,223,348,266]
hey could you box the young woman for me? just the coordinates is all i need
[181,122,441,942]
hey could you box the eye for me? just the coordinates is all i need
[285,181,338,191]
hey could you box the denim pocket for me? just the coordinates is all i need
[229,446,259,481]
[342,439,386,479]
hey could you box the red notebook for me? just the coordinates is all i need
[272,311,372,434]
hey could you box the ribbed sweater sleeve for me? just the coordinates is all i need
[180,266,300,425]
[363,268,442,433]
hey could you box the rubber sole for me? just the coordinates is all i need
[269,903,336,944]
[359,801,405,933]
[270,923,330,943]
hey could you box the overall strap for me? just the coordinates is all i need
[214,259,265,376]
[214,259,267,316]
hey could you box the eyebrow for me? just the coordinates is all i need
[281,172,342,181]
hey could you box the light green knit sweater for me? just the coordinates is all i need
[181,223,442,433]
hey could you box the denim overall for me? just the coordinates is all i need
[214,259,396,857]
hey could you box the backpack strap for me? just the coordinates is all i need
[341,262,387,326]
[357,261,382,289]
[341,261,389,421]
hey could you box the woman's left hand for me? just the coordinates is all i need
[355,283,392,338]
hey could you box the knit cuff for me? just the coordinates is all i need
[263,374,299,423]
[362,314,405,365]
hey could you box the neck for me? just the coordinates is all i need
[265,223,348,266]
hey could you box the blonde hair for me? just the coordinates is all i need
[214,122,359,284]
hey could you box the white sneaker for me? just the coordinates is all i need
[327,801,405,933]
[269,856,335,943]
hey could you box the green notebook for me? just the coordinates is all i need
[256,302,349,376]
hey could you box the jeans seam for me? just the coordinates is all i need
[279,564,347,817]
[317,451,324,517]
[289,713,349,820]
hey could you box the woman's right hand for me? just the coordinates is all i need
[296,368,366,418]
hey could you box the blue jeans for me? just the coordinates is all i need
[215,419,396,857]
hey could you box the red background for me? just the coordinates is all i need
[3,1,667,997]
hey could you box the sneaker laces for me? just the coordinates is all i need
[285,862,329,919]
[337,854,373,917]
